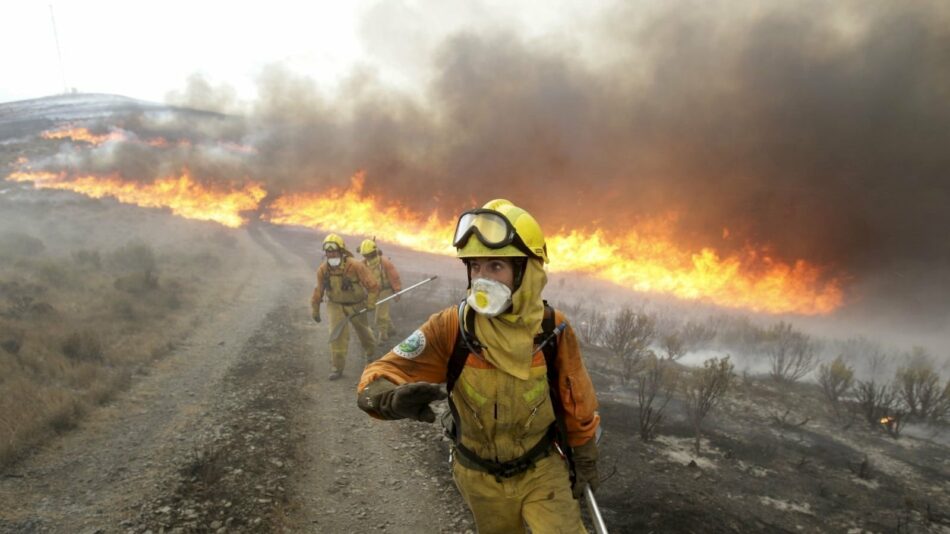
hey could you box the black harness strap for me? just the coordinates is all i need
[446,300,573,480]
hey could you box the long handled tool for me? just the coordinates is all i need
[328,275,438,342]
[585,486,608,534]
[585,425,609,534]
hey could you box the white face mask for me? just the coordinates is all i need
[328,257,342,267]
[467,277,512,317]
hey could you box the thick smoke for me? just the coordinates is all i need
[239,1,950,274]
[27,1,950,325]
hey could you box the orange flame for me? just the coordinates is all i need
[267,172,453,254]
[41,126,125,145]
[6,164,844,313]
[7,170,266,228]
[266,173,843,315]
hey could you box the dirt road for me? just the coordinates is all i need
[0,227,471,534]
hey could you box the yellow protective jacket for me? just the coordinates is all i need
[312,258,380,306]
[358,306,600,459]
[363,255,402,292]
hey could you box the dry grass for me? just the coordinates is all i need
[0,217,248,468]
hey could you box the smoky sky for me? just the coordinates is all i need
[29,1,950,286]
[246,0,950,276]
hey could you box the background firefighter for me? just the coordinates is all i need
[311,233,380,380]
[358,239,403,344]
[356,200,601,534]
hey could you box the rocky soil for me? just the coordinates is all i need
[2,222,949,534]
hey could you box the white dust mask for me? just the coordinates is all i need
[328,257,342,267]
[467,278,512,317]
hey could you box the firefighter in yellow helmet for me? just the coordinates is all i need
[358,239,403,343]
[311,233,380,380]
[357,200,601,533]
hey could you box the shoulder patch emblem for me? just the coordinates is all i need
[393,329,426,359]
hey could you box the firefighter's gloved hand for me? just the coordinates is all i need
[366,299,377,311]
[358,380,446,422]
[312,307,321,323]
[571,439,600,499]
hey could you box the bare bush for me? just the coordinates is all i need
[0,232,45,259]
[0,281,48,319]
[682,356,735,454]
[72,249,102,269]
[604,307,656,383]
[932,380,950,423]
[855,379,896,429]
[837,336,890,379]
[894,347,944,421]
[559,302,607,346]
[61,330,104,362]
[818,355,855,416]
[707,314,769,354]
[766,322,817,383]
[681,320,717,351]
[111,240,158,291]
[635,354,679,440]
[576,308,607,346]
[0,326,24,355]
[660,332,687,361]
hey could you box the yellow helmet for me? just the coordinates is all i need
[322,233,346,252]
[358,238,378,256]
[454,199,548,263]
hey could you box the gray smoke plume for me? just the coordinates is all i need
[238,1,950,274]
[22,0,950,327]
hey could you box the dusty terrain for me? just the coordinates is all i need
[1,95,948,534]
[3,212,949,534]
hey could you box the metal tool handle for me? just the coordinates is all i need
[585,486,609,534]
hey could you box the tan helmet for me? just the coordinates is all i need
[453,199,548,263]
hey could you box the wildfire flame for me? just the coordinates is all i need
[7,170,266,228]
[268,173,843,314]
[5,164,844,314]
[41,126,125,145]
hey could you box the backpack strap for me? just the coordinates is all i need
[447,299,479,394]
[445,300,574,482]
[537,301,576,485]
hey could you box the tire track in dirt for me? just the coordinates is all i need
[258,223,475,533]
[283,307,473,534]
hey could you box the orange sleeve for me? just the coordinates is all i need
[358,306,457,393]
[351,260,381,294]
[311,263,327,308]
[383,258,401,292]
[553,310,601,447]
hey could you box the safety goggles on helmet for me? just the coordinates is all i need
[452,208,538,259]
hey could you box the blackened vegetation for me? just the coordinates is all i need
[132,303,313,532]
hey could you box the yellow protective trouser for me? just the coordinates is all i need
[452,452,587,534]
[326,301,377,373]
[373,288,396,342]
